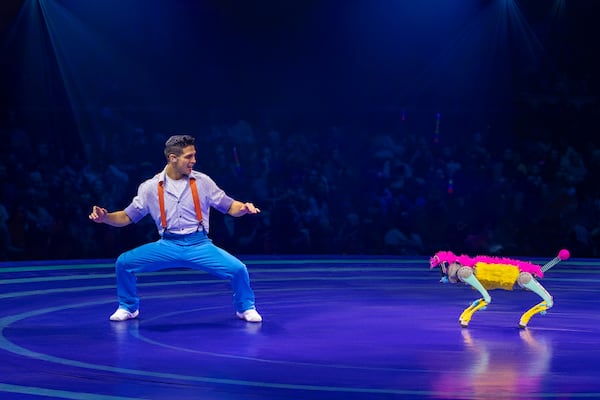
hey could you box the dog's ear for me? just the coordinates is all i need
[429,255,440,269]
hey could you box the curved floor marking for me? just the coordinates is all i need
[0,285,465,396]
[0,383,144,400]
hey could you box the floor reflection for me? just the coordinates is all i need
[432,329,552,399]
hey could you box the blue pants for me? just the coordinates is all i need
[114,230,256,313]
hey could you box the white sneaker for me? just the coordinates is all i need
[236,309,262,323]
[109,308,139,321]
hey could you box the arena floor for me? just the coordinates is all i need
[1,255,599,399]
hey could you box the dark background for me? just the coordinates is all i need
[1,0,598,260]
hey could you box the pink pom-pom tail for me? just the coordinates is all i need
[558,249,570,261]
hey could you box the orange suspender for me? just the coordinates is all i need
[158,181,168,229]
[189,177,204,223]
[157,177,203,231]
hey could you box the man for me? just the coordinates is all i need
[89,134,262,323]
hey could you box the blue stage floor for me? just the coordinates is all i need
[1,255,599,399]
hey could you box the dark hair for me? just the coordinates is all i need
[164,135,195,159]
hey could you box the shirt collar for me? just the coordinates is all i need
[157,167,198,184]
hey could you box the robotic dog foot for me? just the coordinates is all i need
[519,301,549,329]
[459,298,488,328]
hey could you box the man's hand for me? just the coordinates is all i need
[240,202,261,215]
[228,201,261,217]
[89,206,108,223]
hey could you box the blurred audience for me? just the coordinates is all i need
[0,85,598,261]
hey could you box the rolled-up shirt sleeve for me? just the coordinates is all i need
[200,173,234,214]
[124,180,152,224]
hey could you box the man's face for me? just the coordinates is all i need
[172,145,196,176]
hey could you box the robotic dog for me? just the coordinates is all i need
[430,249,570,328]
